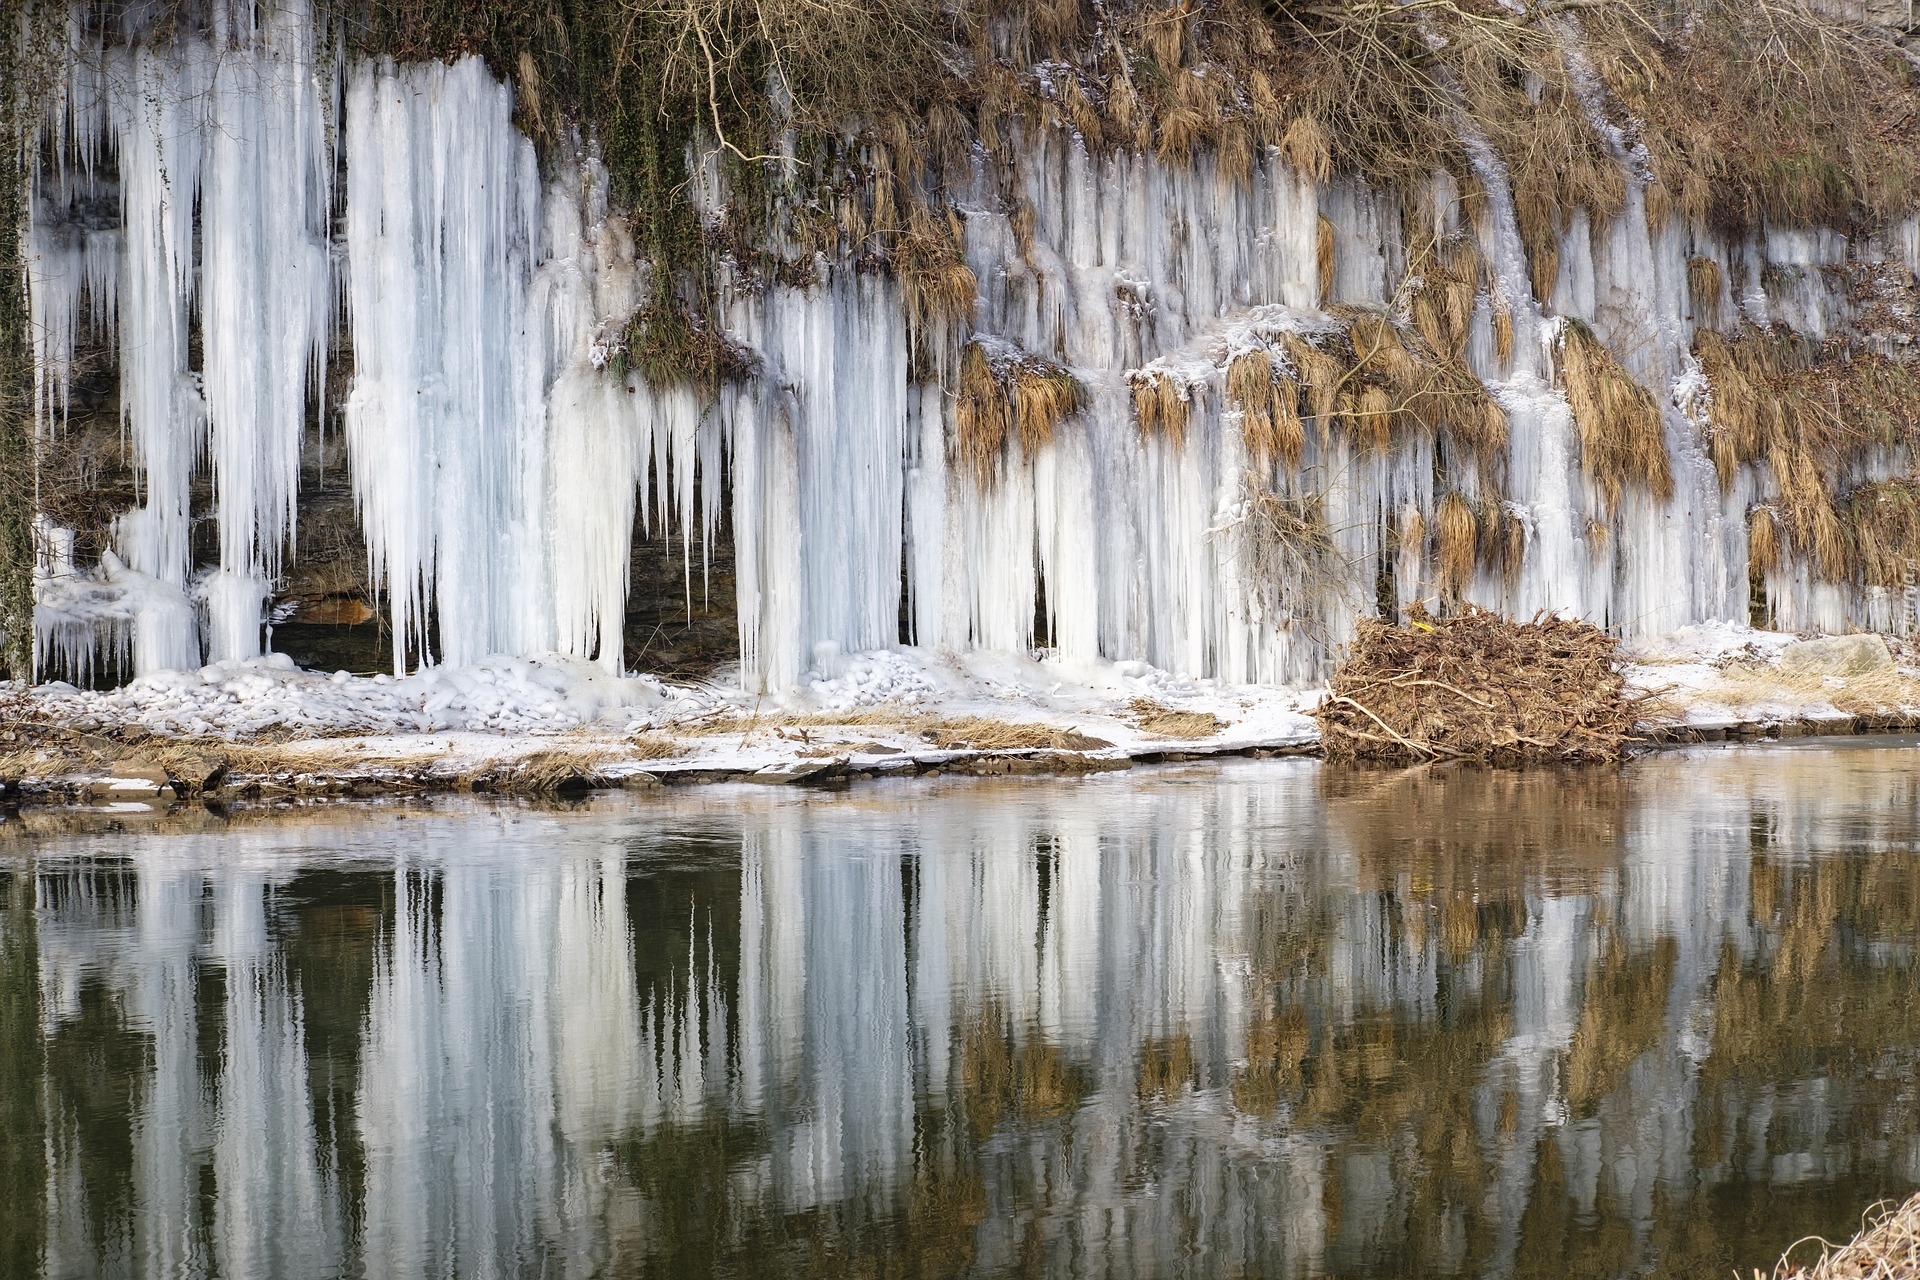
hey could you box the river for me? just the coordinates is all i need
[2,743,1917,1277]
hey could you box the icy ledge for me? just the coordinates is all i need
[6,648,1318,801]
[9,626,1920,806]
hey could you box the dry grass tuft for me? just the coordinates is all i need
[1749,505,1781,577]
[1698,327,1920,585]
[1582,0,1920,235]
[1436,492,1478,596]
[1696,663,1920,719]
[1316,214,1336,305]
[1770,1192,1920,1280]
[1228,348,1304,468]
[1314,605,1638,764]
[1841,478,1920,591]
[896,202,978,333]
[1556,320,1673,515]
[919,717,1110,751]
[1280,115,1331,183]
[1283,312,1508,464]
[1131,369,1192,449]
[469,750,617,793]
[1126,698,1222,740]
[626,732,684,759]
[1688,256,1724,327]
[956,340,1085,482]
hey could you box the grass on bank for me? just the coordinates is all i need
[1770,1192,1920,1280]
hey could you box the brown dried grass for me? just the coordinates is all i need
[1314,605,1637,764]
[1750,505,1781,577]
[1436,492,1478,596]
[1228,349,1304,469]
[1131,370,1191,449]
[1287,312,1508,464]
[956,341,1084,482]
[1769,1192,1920,1280]
[1694,663,1920,719]
[1491,301,1514,370]
[1557,320,1673,515]
[919,716,1110,751]
[1687,255,1724,328]
[1699,328,1920,583]
[1126,697,1222,740]
[1316,213,1335,304]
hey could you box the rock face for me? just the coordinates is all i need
[1818,0,1917,34]
[1778,634,1896,677]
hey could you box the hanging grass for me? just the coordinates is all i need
[1228,348,1305,469]
[1556,320,1673,516]
[1698,326,1920,585]
[955,340,1085,482]
[1131,369,1193,449]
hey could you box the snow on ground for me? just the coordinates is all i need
[22,645,1320,783]
[1621,623,1920,729]
[21,623,1920,798]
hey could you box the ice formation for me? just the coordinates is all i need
[22,3,1920,692]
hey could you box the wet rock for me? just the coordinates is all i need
[1778,633,1894,677]
[164,753,231,794]
[751,758,843,784]
[621,771,662,789]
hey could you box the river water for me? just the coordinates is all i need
[1,744,1917,1278]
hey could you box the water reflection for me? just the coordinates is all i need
[3,747,1919,1278]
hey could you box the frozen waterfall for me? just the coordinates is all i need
[22,8,1920,691]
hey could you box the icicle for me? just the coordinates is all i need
[199,0,332,659]
[343,57,541,672]
[727,272,909,692]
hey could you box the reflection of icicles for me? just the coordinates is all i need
[358,859,558,1277]
[209,877,344,1279]
[635,916,732,1132]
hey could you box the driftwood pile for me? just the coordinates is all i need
[1313,606,1638,764]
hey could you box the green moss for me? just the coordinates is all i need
[0,22,37,681]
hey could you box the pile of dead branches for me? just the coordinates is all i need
[1314,606,1637,764]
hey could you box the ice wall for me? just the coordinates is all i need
[21,8,1911,690]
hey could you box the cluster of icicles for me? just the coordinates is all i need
[24,1,1920,692]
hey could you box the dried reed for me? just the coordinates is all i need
[1126,697,1222,740]
[1557,320,1673,515]
[956,340,1085,481]
[1769,1193,1920,1279]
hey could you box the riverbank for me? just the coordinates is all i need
[6,623,1920,808]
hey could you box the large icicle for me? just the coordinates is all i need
[343,57,541,672]
[728,273,910,693]
[199,0,332,660]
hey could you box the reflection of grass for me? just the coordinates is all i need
[962,1003,1089,1144]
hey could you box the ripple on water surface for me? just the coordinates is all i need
[2,745,1918,1278]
